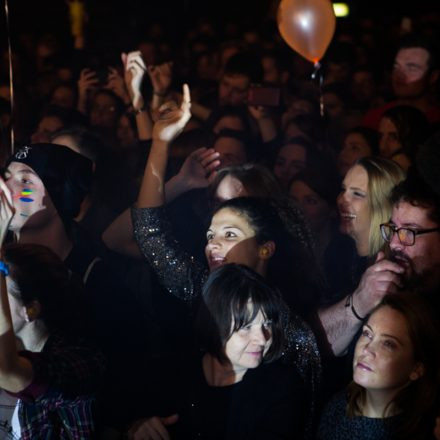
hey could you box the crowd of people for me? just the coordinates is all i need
[0,2,439,439]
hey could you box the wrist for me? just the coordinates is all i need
[345,294,366,322]
[153,90,168,98]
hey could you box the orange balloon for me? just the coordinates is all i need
[277,0,336,64]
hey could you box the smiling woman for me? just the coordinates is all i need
[131,85,322,438]
[318,292,440,440]
[127,264,306,439]
[337,156,406,258]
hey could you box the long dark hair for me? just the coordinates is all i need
[212,196,324,316]
[347,292,440,440]
[4,243,90,342]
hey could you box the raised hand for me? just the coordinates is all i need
[352,251,405,317]
[106,66,130,105]
[177,147,221,190]
[248,104,270,121]
[152,84,191,143]
[77,68,98,113]
[147,62,173,97]
[122,51,147,111]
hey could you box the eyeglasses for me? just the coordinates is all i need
[380,223,440,246]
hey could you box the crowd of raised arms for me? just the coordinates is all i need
[0,2,439,439]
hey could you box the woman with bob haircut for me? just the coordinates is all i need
[127,264,306,440]
[318,292,440,439]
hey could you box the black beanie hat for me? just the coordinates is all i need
[5,143,93,226]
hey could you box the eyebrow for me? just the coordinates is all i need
[349,186,366,192]
[365,324,404,345]
[391,220,426,229]
[380,333,403,345]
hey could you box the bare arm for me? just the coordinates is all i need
[137,84,191,208]
[248,105,278,143]
[122,51,153,141]
[103,85,192,256]
[102,146,219,256]
[318,252,405,355]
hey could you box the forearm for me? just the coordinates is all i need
[257,117,278,143]
[137,139,169,208]
[164,174,192,203]
[102,209,142,258]
[135,110,153,141]
[77,94,88,115]
[318,296,362,356]
[0,275,33,392]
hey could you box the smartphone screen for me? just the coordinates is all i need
[247,85,281,107]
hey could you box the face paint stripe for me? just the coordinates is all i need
[19,197,34,203]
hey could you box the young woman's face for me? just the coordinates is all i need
[337,132,372,177]
[289,180,331,233]
[90,93,118,129]
[337,164,371,244]
[117,114,137,147]
[205,208,264,273]
[225,307,272,379]
[378,117,401,159]
[273,143,307,190]
[353,306,422,396]
[5,162,57,232]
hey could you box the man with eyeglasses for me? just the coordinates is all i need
[383,172,440,296]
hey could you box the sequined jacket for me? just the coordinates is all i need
[132,205,322,438]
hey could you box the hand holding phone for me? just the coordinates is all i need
[247,85,280,107]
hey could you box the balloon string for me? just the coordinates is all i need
[311,61,324,117]
[4,0,15,155]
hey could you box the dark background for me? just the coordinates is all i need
[4,0,439,38]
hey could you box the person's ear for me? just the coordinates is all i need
[24,301,42,322]
[409,362,424,381]
[259,241,275,260]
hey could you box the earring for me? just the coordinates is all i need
[260,247,269,257]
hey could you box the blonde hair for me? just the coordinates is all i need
[356,157,406,256]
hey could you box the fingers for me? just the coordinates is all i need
[199,149,220,170]
[126,51,146,72]
[371,258,405,274]
[158,101,179,115]
[161,413,178,426]
[0,178,13,207]
[180,83,191,125]
[375,251,385,262]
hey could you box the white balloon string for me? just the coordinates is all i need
[4,0,15,154]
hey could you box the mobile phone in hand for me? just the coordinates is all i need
[247,85,281,107]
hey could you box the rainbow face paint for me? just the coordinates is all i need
[15,188,34,203]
